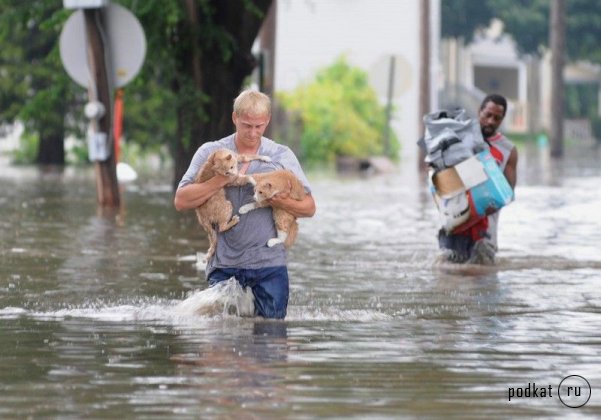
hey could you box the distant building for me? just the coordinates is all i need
[439,19,601,143]
[439,20,534,133]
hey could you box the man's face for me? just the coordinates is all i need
[232,112,270,145]
[479,101,505,139]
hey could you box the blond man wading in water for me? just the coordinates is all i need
[174,90,316,319]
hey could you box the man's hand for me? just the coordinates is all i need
[266,181,292,207]
[504,148,518,190]
[266,191,316,218]
[267,194,288,208]
[174,173,231,211]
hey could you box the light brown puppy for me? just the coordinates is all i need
[238,169,306,248]
[195,149,271,258]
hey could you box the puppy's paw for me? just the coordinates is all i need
[260,155,272,163]
[267,238,283,247]
[239,203,255,214]
[231,215,240,223]
[247,176,257,186]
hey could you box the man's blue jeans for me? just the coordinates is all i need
[208,266,289,319]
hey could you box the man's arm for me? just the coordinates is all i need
[503,148,518,190]
[268,193,316,218]
[173,175,230,211]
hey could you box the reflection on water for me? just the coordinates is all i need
[1,143,601,418]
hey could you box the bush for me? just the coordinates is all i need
[277,57,400,166]
[10,132,39,164]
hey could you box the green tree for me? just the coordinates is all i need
[1,0,272,186]
[442,0,601,64]
[495,0,601,62]
[0,1,77,165]
[118,0,272,188]
[441,0,494,41]
[565,0,601,63]
[278,57,400,166]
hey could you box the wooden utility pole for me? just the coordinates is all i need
[259,1,277,138]
[550,0,566,158]
[84,8,120,207]
[418,0,430,169]
[259,1,276,97]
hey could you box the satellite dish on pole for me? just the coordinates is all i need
[59,2,146,88]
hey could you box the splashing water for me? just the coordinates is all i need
[174,277,255,317]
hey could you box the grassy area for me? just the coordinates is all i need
[506,131,545,144]
[507,131,600,148]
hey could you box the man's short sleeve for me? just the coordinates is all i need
[274,147,312,194]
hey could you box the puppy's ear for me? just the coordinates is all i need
[225,153,232,161]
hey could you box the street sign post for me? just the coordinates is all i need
[59,2,146,208]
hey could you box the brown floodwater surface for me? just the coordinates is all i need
[1,143,600,418]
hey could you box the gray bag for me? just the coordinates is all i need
[422,109,487,171]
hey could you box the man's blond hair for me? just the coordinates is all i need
[233,89,271,117]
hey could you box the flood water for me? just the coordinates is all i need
[1,143,600,418]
